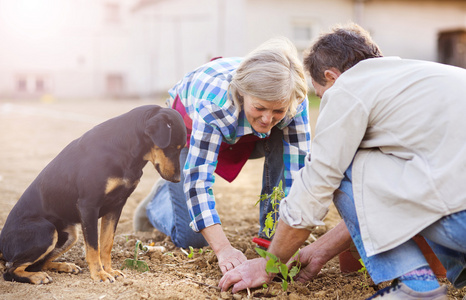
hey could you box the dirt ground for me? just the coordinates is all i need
[0,98,465,300]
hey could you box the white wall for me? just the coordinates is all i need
[360,0,466,61]
[239,0,354,64]
[130,0,354,95]
[130,0,234,96]
[1,0,465,100]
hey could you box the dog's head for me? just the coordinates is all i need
[143,107,187,183]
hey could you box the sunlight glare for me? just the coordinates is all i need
[0,0,69,40]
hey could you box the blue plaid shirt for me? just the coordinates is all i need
[168,57,311,232]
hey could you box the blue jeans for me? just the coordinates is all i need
[335,164,466,288]
[146,127,285,248]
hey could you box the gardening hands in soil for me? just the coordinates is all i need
[291,243,329,282]
[217,245,247,274]
[201,224,247,274]
[218,257,272,293]
[294,221,353,282]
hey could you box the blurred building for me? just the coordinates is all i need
[0,0,138,100]
[0,0,465,100]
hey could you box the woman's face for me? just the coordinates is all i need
[242,93,289,133]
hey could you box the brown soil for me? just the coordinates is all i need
[0,99,464,299]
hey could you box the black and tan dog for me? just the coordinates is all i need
[0,105,186,284]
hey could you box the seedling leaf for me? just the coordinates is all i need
[289,265,300,279]
[279,264,288,280]
[265,259,279,274]
[256,247,267,258]
[281,280,288,291]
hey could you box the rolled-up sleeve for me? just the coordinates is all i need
[279,86,369,229]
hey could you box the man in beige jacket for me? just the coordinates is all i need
[219,23,466,300]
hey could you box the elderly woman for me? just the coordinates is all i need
[134,37,311,274]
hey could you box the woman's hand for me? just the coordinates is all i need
[218,257,273,292]
[200,224,246,274]
[216,244,247,274]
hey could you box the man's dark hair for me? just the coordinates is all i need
[304,23,383,85]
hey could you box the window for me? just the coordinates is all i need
[293,25,313,42]
[16,76,28,93]
[292,21,318,53]
[106,73,125,97]
[36,77,45,93]
[15,74,51,94]
[438,29,466,68]
[104,2,120,23]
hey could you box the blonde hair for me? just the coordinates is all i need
[229,37,308,118]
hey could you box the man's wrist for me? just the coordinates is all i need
[268,220,311,263]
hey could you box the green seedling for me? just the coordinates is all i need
[255,247,300,292]
[188,246,194,258]
[256,180,285,238]
[255,181,301,292]
[358,258,370,288]
[198,248,211,254]
[181,246,210,258]
[121,240,150,272]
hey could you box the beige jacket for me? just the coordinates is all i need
[280,57,466,256]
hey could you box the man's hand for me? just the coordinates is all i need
[216,245,247,274]
[292,243,327,282]
[294,220,353,282]
[218,257,273,293]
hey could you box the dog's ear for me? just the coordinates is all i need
[145,113,172,149]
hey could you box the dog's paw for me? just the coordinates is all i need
[91,270,116,283]
[29,272,53,284]
[44,262,82,274]
[59,262,82,274]
[69,263,82,274]
[107,269,126,280]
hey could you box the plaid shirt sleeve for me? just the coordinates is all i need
[184,99,236,232]
[278,98,312,195]
[175,58,242,232]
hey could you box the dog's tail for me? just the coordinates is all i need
[3,267,36,284]
[0,247,4,273]
[3,270,14,282]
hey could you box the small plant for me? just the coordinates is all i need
[255,181,301,292]
[256,180,285,238]
[198,248,211,254]
[121,240,150,272]
[255,247,300,292]
[358,258,370,288]
[180,246,211,258]
[188,246,195,258]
